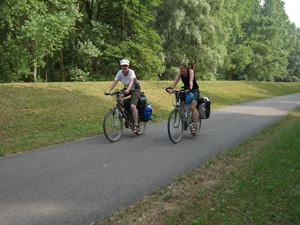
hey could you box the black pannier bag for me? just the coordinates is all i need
[197,97,211,119]
[137,92,153,122]
[138,92,147,107]
[123,92,147,112]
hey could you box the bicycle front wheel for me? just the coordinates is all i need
[167,109,183,143]
[103,110,123,142]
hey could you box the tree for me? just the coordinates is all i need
[75,0,163,80]
[153,0,242,80]
[216,0,256,80]
[0,0,81,82]
[219,0,294,81]
[286,28,300,81]
[242,0,291,81]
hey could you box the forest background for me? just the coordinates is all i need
[1,0,300,83]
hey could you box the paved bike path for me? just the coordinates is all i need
[1,93,300,225]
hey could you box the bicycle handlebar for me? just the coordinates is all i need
[105,89,122,96]
[166,86,189,94]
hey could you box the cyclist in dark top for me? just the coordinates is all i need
[168,62,200,134]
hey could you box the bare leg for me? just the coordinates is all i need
[131,104,139,126]
[118,95,125,111]
[190,100,198,132]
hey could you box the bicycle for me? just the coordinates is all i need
[166,87,201,143]
[103,90,146,142]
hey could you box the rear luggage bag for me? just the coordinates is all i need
[138,92,147,107]
[139,103,152,122]
[198,97,211,119]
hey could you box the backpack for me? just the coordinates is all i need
[139,103,152,122]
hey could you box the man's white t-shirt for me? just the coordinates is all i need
[115,69,140,90]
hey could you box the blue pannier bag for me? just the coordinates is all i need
[139,103,152,122]
[144,104,152,122]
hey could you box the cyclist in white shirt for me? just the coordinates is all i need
[104,59,141,133]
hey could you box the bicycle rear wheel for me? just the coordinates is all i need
[103,110,123,142]
[167,109,183,143]
[137,122,146,135]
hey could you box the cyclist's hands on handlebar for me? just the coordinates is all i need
[166,87,174,94]
[166,86,190,94]
[104,89,121,97]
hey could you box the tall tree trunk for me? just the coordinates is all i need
[75,37,81,69]
[44,62,47,82]
[33,42,38,82]
[44,56,47,82]
[0,28,4,44]
[44,67,47,82]
[93,57,98,74]
[33,65,37,82]
[49,56,55,82]
[59,49,65,82]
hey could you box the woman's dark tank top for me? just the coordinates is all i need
[180,69,199,90]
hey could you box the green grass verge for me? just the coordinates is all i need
[1,81,300,156]
[97,107,300,225]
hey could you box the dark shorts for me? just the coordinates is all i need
[177,88,200,103]
[191,88,200,101]
[121,88,141,106]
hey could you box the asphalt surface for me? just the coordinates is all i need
[1,93,300,225]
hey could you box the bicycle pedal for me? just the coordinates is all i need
[125,121,129,128]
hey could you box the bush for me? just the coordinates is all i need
[67,64,90,82]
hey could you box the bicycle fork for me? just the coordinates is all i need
[173,110,181,128]
[110,108,120,127]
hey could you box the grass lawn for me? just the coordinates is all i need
[1,81,300,157]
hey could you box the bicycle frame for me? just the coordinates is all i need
[166,86,201,143]
[103,90,147,142]
[109,92,133,128]
[174,92,193,131]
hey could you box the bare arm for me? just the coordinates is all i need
[168,71,181,94]
[189,69,195,91]
[104,80,118,94]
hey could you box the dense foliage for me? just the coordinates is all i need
[0,0,299,82]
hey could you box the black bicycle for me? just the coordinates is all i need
[166,87,201,143]
[103,90,146,142]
